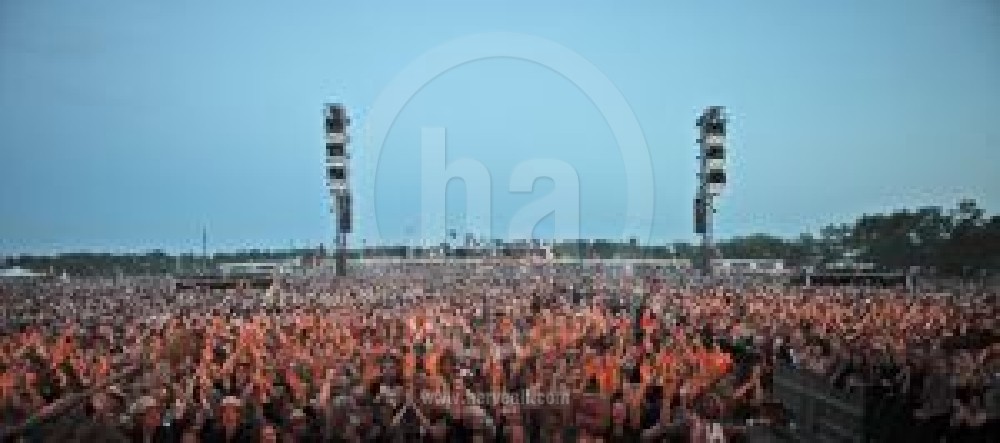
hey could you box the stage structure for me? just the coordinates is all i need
[324,103,352,276]
[695,106,727,274]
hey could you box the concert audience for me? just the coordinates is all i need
[0,263,996,442]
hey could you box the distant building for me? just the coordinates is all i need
[175,260,297,291]
[217,260,299,277]
[711,258,789,276]
[0,267,48,280]
[823,260,878,272]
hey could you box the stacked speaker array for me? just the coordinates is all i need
[324,103,351,275]
[693,106,728,275]
[695,106,727,235]
[700,106,727,195]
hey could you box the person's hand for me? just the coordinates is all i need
[658,398,673,424]
[174,398,187,418]
[968,411,987,427]
[192,408,207,429]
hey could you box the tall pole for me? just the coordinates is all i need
[202,226,208,275]
[697,179,714,274]
[336,230,346,276]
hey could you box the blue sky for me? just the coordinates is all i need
[1,0,998,254]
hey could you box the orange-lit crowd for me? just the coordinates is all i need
[0,266,997,442]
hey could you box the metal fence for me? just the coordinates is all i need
[771,365,869,443]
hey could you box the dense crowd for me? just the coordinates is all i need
[0,262,998,442]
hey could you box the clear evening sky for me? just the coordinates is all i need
[1,0,998,255]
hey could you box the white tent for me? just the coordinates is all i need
[0,267,47,279]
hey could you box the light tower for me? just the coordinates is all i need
[695,106,727,274]
[324,103,352,276]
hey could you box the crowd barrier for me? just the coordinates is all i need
[771,365,869,443]
[1,364,141,442]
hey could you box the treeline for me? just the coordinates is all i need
[704,199,999,275]
[5,200,998,277]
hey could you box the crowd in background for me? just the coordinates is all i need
[0,262,998,442]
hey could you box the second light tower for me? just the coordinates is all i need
[695,106,727,274]
[324,103,352,276]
